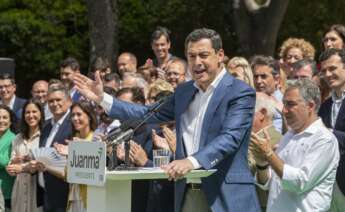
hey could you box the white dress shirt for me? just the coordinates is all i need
[331,91,345,128]
[181,69,226,168]
[44,103,53,121]
[100,68,227,169]
[256,119,339,212]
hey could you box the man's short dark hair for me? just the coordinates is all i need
[60,57,80,71]
[319,48,345,65]
[90,57,110,72]
[47,84,70,100]
[116,87,145,105]
[184,28,222,52]
[292,58,318,75]
[151,26,171,43]
[250,55,280,76]
[0,73,15,84]
[104,73,120,85]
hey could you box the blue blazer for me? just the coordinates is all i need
[107,73,260,212]
[13,96,26,119]
[39,114,72,210]
[318,97,345,196]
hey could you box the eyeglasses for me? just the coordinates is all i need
[0,84,13,90]
[166,72,182,77]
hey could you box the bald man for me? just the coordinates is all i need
[117,52,137,77]
[31,80,52,120]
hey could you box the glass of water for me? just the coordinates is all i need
[153,149,171,168]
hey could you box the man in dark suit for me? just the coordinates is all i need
[37,85,72,212]
[74,28,259,212]
[318,48,345,211]
[0,73,26,120]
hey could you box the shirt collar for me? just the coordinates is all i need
[193,67,226,92]
[331,90,345,102]
[51,109,70,126]
[291,118,324,136]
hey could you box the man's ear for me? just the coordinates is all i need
[307,101,316,111]
[259,108,268,121]
[217,49,225,65]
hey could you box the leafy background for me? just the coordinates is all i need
[0,0,344,97]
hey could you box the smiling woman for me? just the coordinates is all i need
[68,101,97,212]
[0,105,16,210]
[7,100,45,212]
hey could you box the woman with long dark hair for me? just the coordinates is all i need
[47,101,97,212]
[6,99,45,212]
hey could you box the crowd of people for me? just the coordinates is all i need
[0,24,344,212]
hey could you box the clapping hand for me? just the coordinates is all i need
[250,129,273,165]
[6,164,22,176]
[54,142,69,156]
[152,129,170,150]
[129,141,148,167]
[161,126,176,153]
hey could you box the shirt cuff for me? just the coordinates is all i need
[281,164,300,189]
[99,93,113,114]
[187,156,201,169]
[254,168,271,191]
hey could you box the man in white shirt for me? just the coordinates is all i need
[251,79,339,211]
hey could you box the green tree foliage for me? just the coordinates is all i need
[277,0,345,58]
[0,0,345,97]
[117,0,235,63]
[0,0,88,96]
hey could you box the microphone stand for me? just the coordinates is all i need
[109,97,169,171]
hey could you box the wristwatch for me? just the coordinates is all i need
[256,163,269,170]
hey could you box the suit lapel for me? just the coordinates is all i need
[40,122,53,147]
[321,98,333,127]
[52,114,71,145]
[335,98,345,129]
[199,74,232,148]
[12,97,18,112]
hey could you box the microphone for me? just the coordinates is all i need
[105,119,142,143]
[107,129,134,146]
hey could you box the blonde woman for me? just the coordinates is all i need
[227,57,255,88]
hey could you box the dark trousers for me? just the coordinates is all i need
[43,194,66,212]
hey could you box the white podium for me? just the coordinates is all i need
[86,168,216,212]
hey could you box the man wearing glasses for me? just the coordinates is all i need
[0,73,26,120]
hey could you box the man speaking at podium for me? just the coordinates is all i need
[74,28,259,212]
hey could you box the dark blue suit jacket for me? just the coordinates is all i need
[318,97,345,196]
[13,96,26,118]
[107,72,259,212]
[39,114,72,210]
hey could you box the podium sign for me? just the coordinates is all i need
[67,141,106,186]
